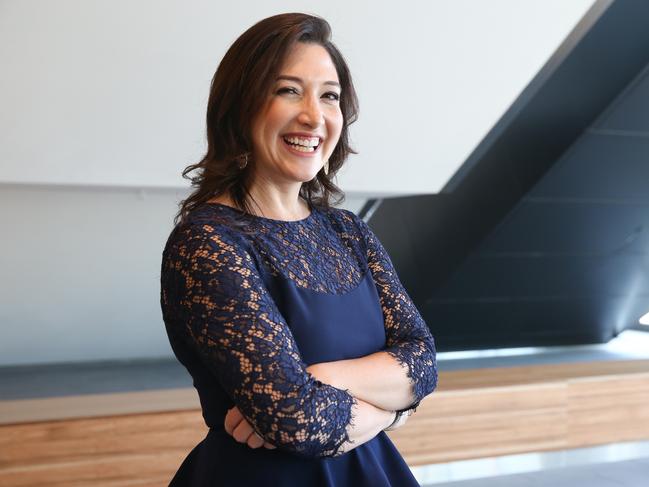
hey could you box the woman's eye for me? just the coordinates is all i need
[277,87,299,95]
[277,87,339,101]
[324,92,340,101]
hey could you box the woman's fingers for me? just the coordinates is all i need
[232,417,256,443]
[246,431,265,449]
[224,406,244,435]
[224,405,277,449]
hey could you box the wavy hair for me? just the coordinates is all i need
[174,13,359,226]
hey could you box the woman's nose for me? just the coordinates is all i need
[298,96,324,127]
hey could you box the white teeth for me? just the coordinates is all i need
[283,136,320,147]
[287,143,315,152]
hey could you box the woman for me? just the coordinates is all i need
[160,12,437,486]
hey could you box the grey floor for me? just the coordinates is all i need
[422,456,649,487]
[412,439,649,485]
[0,356,192,400]
[436,328,649,372]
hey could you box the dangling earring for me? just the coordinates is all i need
[236,152,250,169]
[323,159,329,176]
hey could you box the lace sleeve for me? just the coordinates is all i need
[352,213,438,410]
[160,222,356,459]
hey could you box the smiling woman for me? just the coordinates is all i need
[249,42,344,194]
[160,12,437,487]
[174,13,359,225]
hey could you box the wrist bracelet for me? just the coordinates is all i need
[385,410,403,431]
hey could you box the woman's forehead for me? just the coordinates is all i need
[277,43,339,83]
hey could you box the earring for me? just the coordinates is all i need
[236,152,250,169]
[323,159,329,176]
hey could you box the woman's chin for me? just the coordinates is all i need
[285,165,322,183]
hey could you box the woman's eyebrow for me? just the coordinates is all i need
[276,75,340,87]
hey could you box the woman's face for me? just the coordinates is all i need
[250,42,344,186]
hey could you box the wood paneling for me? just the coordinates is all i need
[0,389,199,425]
[568,374,649,446]
[1,360,649,485]
[0,411,206,487]
[386,361,649,465]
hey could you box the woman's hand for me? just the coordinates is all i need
[224,406,276,450]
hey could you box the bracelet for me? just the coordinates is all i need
[384,410,403,431]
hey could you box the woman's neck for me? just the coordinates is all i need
[208,190,310,221]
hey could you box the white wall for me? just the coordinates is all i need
[1,0,594,194]
[0,185,368,366]
[0,185,181,365]
[0,0,597,366]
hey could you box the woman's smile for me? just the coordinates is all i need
[281,134,323,157]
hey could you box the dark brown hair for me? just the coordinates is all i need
[174,13,359,226]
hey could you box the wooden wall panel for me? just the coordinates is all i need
[387,365,649,466]
[0,389,199,425]
[567,374,649,446]
[0,411,206,487]
[387,383,569,464]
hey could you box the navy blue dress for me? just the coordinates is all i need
[160,201,437,486]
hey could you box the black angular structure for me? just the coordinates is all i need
[362,0,649,351]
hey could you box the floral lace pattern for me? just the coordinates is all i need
[351,216,438,410]
[160,203,437,458]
